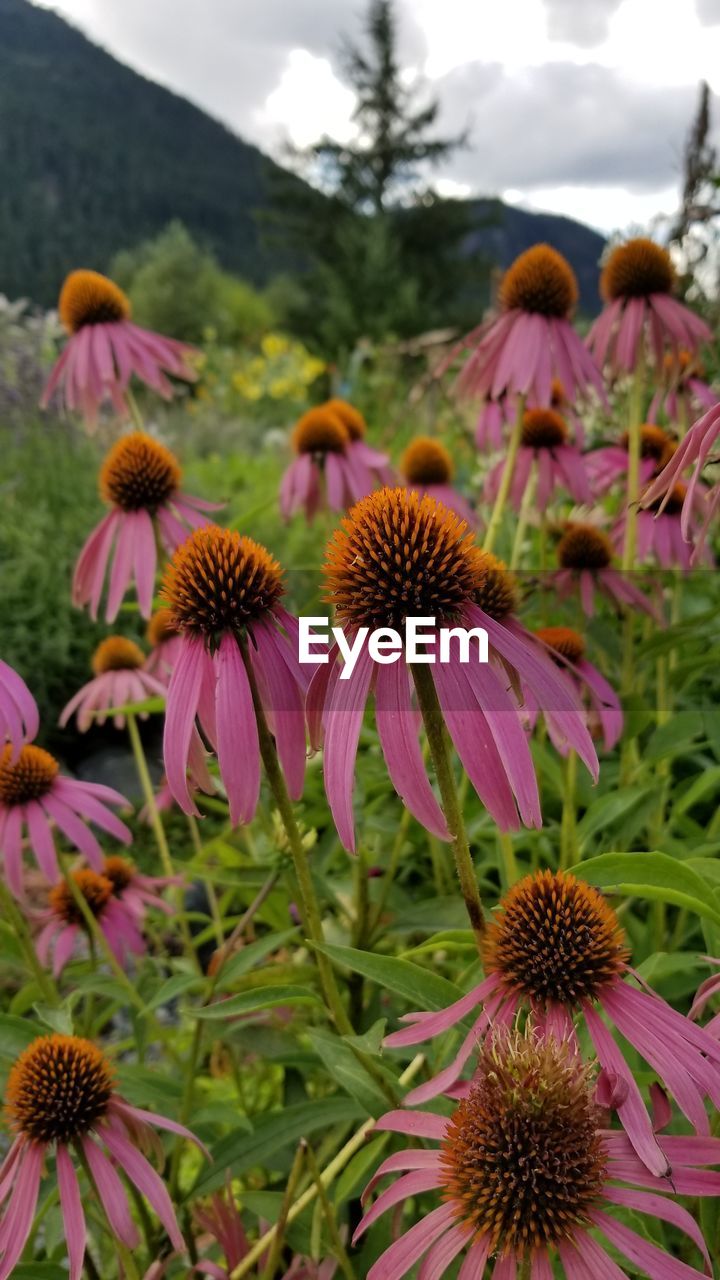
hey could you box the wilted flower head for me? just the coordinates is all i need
[0,1033,203,1279]
[73,432,220,621]
[41,268,197,426]
[311,487,596,851]
[588,237,712,373]
[386,869,720,1176]
[161,525,307,825]
[60,635,166,732]
[0,743,131,896]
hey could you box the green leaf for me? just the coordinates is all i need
[13,1267,68,1279]
[215,928,300,988]
[190,1097,364,1197]
[141,973,204,1013]
[334,1133,388,1206]
[314,943,463,1010]
[578,852,720,927]
[95,694,166,717]
[33,1003,74,1035]
[0,1014,39,1061]
[673,767,720,818]
[190,985,320,1020]
[644,711,706,762]
[306,1028,390,1115]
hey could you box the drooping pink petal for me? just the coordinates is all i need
[366,1203,458,1280]
[82,1138,140,1248]
[163,636,207,816]
[584,1002,668,1176]
[101,1124,184,1251]
[374,1110,449,1141]
[375,660,450,841]
[592,1209,707,1280]
[323,645,374,853]
[40,792,103,868]
[353,1169,443,1242]
[0,1140,44,1280]
[216,633,260,827]
[250,621,306,801]
[56,1145,86,1280]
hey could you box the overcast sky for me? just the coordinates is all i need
[32,0,720,233]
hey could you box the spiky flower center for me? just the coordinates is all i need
[100,432,181,512]
[521,409,568,450]
[536,625,585,665]
[401,437,453,485]
[618,423,672,462]
[293,408,348,455]
[147,608,180,648]
[6,1034,115,1143]
[92,635,145,674]
[50,870,114,927]
[0,744,58,805]
[601,237,675,301]
[441,1031,606,1255]
[482,870,628,1007]
[557,524,613,571]
[103,856,135,894]
[323,488,515,631]
[162,524,284,637]
[59,269,131,334]
[324,398,367,441]
[499,245,578,318]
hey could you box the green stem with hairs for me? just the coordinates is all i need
[412,664,485,950]
[510,457,537,570]
[0,879,59,1006]
[125,385,145,433]
[483,394,526,555]
[497,831,519,891]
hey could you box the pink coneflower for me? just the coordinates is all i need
[103,854,178,924]
[145,608,183,681]
[642,401,720,560]
[324,397,395,490]
[312,489,597,852]
[385,870,720,1175]
[586,423,675,497]
[554,522,658,618]
[440,244,605,407]
[0,1033,203,1279]
[588,237,712,374]
[41,269,197,427]
[280,404,388,522]
[649,348,718,425]
[74,432,220,622]
[0,660,38,762]
[400,437,478,526]
[0,744,131,897]
[359,1027,720,1280]
[485,408,591,509]
[614,482,713,570]
[530,626,622,752]
[60,636,166,733]
[34,867,144,973]
[160,525,307,826]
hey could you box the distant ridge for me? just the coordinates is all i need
[0,0,605,311]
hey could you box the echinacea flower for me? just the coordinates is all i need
[385,869,720,1175]
[311,488,597,852]
[0,659,38,761]
[161,525,307,826]
[400,436,478,526]
[476,380,585,452]
[324,397,395,489]
[103,853,178,924]
[614,483,713,570]
[0,744,131,897]
[587,423,675,498]
[649,349,718,425]
[440,244,605,407]
[41,269,197,426]
[34,867,144,973]
[529,626,622,751]
[0,1033,203,1280]
[642,401,720,560]
[588,237,712,374]
[73,432,220,622]
[358,1027,720,1280]
[145,608,184,680]
[60,636,166,733]
[554,522,658,618]
[484,408,591,510]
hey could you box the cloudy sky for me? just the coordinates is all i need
[33,0,720,233]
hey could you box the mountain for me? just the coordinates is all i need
[0,0,605,313]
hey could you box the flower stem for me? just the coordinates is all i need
[559,749,578,870]
[622,353,646,572]
[497,831,519,890]
[0,879,60,1007]
[412,664,485,949]
[126,385,145,433]
[239,638,354,1036]
[483,393,525,555]
[509,457,537,570]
